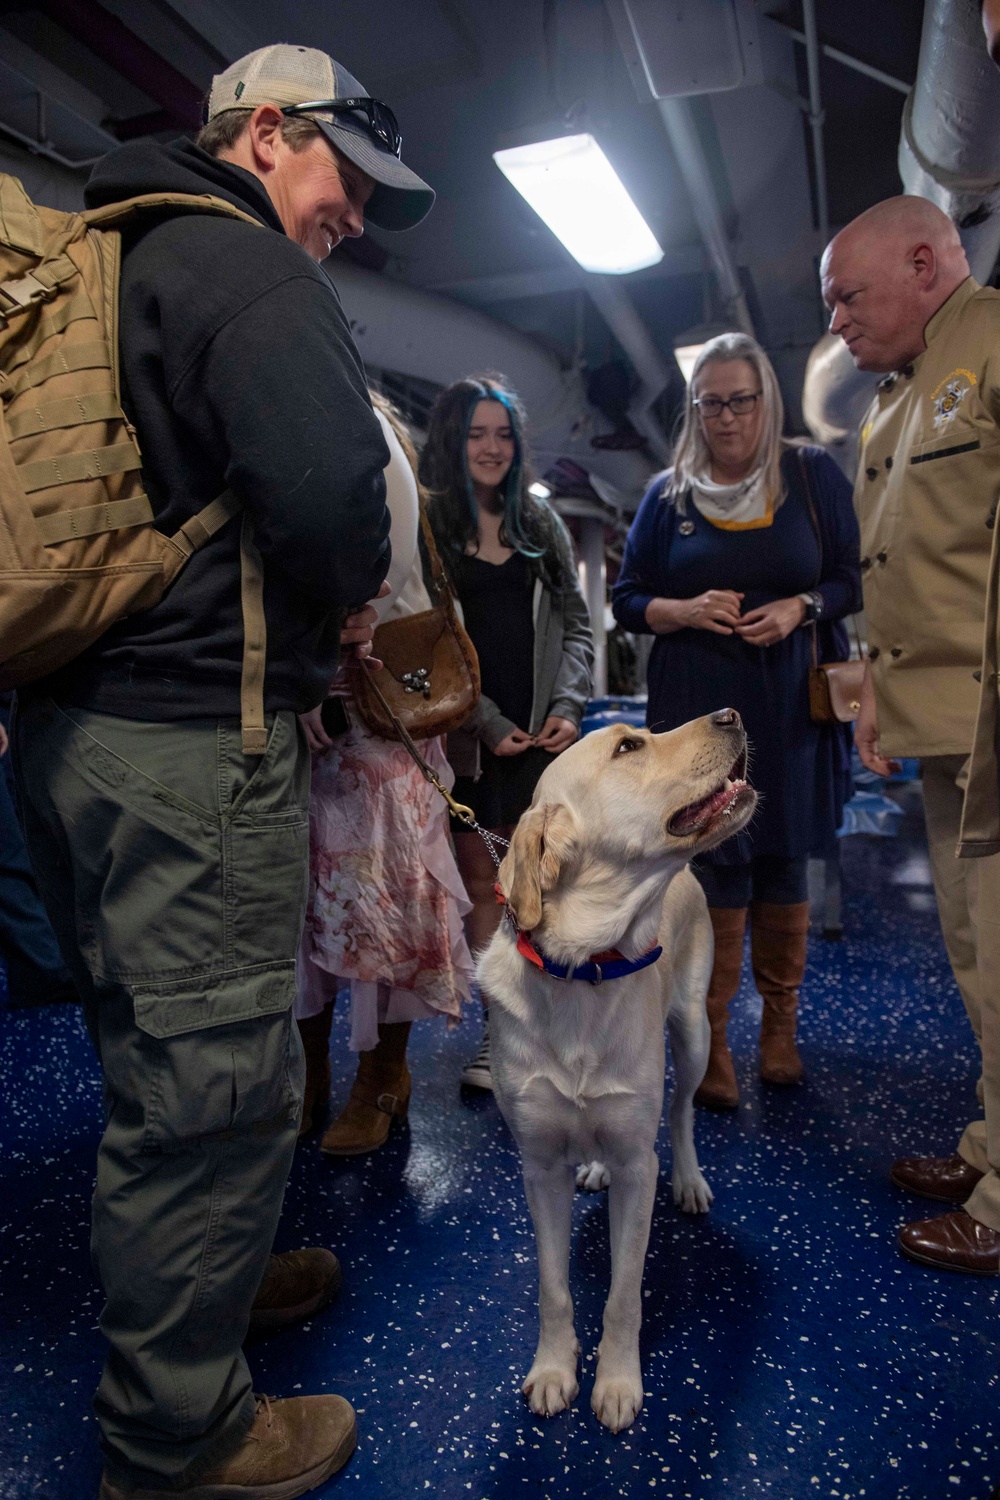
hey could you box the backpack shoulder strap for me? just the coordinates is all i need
[81,193,265,233]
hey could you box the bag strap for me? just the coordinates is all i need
[354,662,475,823]
[797,448,863,665]
[81,193,264,233]
[163,489,268,758]
[418,505,453,599]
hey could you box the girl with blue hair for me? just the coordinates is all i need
[419,374,595,1091]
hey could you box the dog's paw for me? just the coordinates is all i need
[522,1360,579,1417]
[672,1168,713,1214]
[592,1368,643,1432]
[575,1161,610,1192]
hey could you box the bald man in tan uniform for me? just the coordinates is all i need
[823,197,1000,1275]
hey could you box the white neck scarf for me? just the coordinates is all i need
[689,464,770,527]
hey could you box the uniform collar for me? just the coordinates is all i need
[878,277,980,393]
[923,275,980,349]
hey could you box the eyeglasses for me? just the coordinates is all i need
[692,392,762,418]
[282,97,402,158]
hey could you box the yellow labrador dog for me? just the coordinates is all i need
[480,710,756,1434]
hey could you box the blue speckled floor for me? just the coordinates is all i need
[2,784,998,1500]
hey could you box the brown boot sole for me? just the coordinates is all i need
[760,1069,803,1087]
[99,1414,357,1500]
[694,1087,739,1112]
[246,1262,343,1338]
[319,1110,405,1157]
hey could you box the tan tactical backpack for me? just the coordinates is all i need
[0,174,269,753]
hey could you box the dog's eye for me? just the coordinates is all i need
[614,737,642,756]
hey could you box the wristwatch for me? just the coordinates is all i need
[799,590,824,623]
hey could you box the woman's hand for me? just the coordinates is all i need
[535,716,579,754]
[646,592,744,635]
[299,704,333,755]
[735,596,806,647]
[342,581,392,665]
[493,728,535,757]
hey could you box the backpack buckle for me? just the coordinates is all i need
[0,273,54,321]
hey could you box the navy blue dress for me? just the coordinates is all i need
[612,447,862,865]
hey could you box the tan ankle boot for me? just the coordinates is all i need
[99,1393,356,1498]
[296,1004,334,1137]
[694,906,747,1111]
[320,1022,411,1156]
[751,900,809,1086]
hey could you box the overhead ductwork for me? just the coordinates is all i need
[326,260,657,500]
[803,0,1000,468]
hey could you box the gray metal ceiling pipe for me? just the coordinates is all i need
[585,275,674,465]
[899,0,1000,282]
[657,96,756,338]
[804,0,1000,467]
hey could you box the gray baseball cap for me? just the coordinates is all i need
[206,44,435,231]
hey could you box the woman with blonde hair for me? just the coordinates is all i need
[613,333,861,1110]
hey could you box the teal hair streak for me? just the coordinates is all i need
[463,385,544,559]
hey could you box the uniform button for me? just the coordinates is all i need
[865,466,878,481]
[860,557,872,570]
[973,669,983,682]
[890,647,902,658]
[869,646,880,660]
[885,456,893,470]
[876,551,888,564]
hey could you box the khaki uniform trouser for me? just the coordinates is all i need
[921,756,1000,1230]
[13,698,309,1487]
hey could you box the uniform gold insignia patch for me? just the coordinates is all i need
[931,368,976,431]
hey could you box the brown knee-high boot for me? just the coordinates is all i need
[694,906,748,1111]
[751,900,809,1086]
[320,1022,412,1156]
[297,1003,334,1136]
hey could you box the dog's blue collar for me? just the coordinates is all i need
[517,933,664,987]
[494,884,662,986]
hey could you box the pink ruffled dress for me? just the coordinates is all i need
[295,715,475,1051]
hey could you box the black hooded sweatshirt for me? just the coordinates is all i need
[42,139,391,719]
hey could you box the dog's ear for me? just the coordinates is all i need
[499,801,577,930]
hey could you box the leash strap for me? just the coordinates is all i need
[357,665,515,924]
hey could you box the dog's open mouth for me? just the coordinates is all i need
[667,749,750,837]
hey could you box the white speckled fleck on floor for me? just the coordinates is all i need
[1,782,997,1499]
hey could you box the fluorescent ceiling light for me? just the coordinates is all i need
[528,480,553,499]
[493,133,663,276]
[673,343,707,385]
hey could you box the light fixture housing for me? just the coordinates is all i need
[493,133,663,276]
[528,480,553,500]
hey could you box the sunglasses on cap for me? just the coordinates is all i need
[281,97,402,158]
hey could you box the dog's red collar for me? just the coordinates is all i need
[494,883,662,987]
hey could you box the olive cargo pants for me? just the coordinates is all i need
[14,698,309,1486]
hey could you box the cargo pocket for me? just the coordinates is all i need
[136,1006,301,1153]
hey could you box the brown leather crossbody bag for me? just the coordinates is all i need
[350,509,481,741]
[799,450,866,724]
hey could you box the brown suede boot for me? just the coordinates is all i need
[296,1004,334,1137]
[694,906,747,1112]
[320,1022,411,1156]
[751,900,809,1086]
[99,1393,356,1498]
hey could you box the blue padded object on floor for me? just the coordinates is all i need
[1,785,997,1498]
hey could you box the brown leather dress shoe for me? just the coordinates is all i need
[898,1210,1000,1275]
[890,1152,985,1204]
[247,1248,342,1338]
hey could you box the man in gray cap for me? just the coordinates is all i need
[15,44,433,1500]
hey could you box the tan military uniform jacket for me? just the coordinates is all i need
[854,277,1000,759]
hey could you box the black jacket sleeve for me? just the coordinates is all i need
[171,272,391,612]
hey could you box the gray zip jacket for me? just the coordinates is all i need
[445,525,595,780]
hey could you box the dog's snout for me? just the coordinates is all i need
[711,708,741,730]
